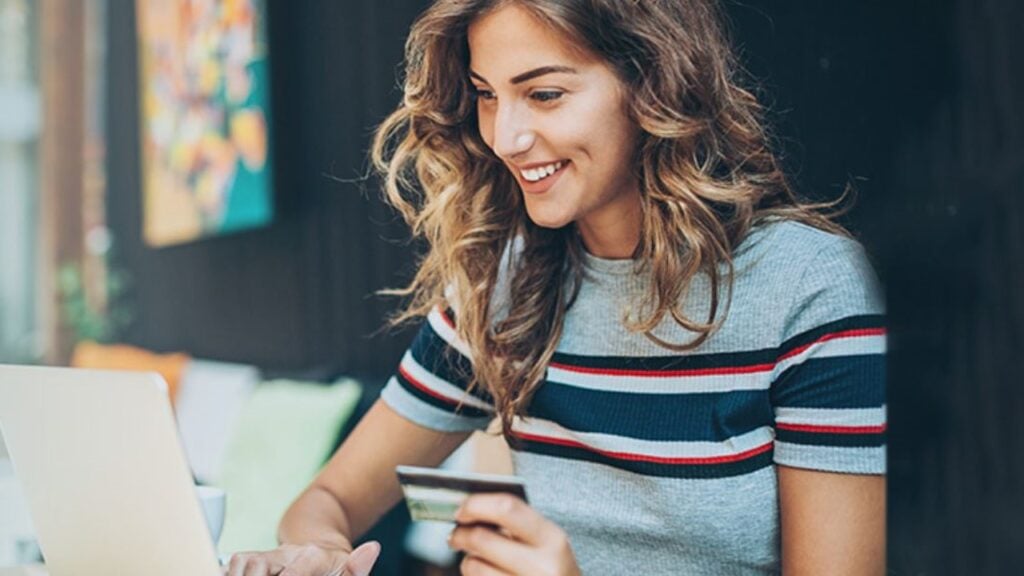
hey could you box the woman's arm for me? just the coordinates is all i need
[778,466,886,575]
[279,399,472,546]
[227,399,471,575]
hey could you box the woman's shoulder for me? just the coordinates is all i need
[738,218,861,260]
[735,218,875,278]
[734,218,884,314]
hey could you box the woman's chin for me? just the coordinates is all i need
[522,201,575,230]
[524,210,573,230]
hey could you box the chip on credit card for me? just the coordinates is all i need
[396,465,529,523]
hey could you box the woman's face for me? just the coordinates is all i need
[467,4,641,251]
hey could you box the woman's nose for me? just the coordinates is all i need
[491,105,535,159]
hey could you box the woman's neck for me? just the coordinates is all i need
[575,192,642,259]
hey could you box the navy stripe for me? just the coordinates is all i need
[771,355,886,408]
[775,428,886,448]
[779,314,886,356]
[546,315,884,374]
[528,382,773,442]
[409,321,493,404]
[512,439,775,479]
[551,348,776,372]
[394,371,492,419]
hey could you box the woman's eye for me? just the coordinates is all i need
[471,87,496,101]
[531,90,564,103]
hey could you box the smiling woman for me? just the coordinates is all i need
[467,6,641,249]
[225,2,887,575]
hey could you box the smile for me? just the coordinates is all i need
[519,160,567,183]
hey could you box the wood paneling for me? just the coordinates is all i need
[38,0,86,364]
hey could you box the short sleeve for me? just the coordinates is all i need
[380,306,495,432]
[770,236,887,474]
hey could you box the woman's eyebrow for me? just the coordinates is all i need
[469,65,579,85]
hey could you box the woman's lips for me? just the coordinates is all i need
[518,161,570,195]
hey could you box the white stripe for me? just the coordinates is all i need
[546,364,770,394]
[427,307,473,359]
[513,417,774,460]
[775,333,886,376]
[383,378,492,432]
[775,405,886,428]
[400,352,492,412]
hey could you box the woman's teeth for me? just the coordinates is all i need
[520,161,565,183]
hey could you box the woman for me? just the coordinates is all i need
[227,1,886,574]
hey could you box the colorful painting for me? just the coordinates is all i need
[136,0,273,247]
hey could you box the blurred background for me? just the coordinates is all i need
[0,0,1021,574]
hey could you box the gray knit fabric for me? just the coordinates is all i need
[382,219,886,574]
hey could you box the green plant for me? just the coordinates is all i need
[57,259,132,344]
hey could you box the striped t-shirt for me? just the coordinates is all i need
[381,220,886,575]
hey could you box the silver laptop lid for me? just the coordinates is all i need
[0,364,220,576]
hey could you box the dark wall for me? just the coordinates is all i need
[731,1,1023,572]
[880,0,1024,573]
[107,0,429,375]
[731,1,1023,573]
[105,0,1022,572]
[726,0,956,249]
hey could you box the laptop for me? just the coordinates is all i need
[0,364,222,576]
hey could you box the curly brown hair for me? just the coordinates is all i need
[371,0,848,441]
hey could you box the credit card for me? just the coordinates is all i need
[396,465,529,523]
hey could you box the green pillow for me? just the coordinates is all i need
[215,378,362,555]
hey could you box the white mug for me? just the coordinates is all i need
[195,485,227,545]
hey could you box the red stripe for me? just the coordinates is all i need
[511,431,774,465]
[436,306,456,331]
[778,328,887,362]
[398,363,461,407]
[776,422,887,435]
[548,362,774,378]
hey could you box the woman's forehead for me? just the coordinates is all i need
[467,4,596,79]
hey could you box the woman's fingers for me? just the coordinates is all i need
[460,553,515,576]
[276,549,336,576]
[449,523,534,574]
[226,551,278,576]
[243,556,271,576]
[225,542,365,576]
[225,552,255,576]
[454,493,550,546]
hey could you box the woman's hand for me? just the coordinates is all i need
[448,494,581,576]
[224,540,380,576]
